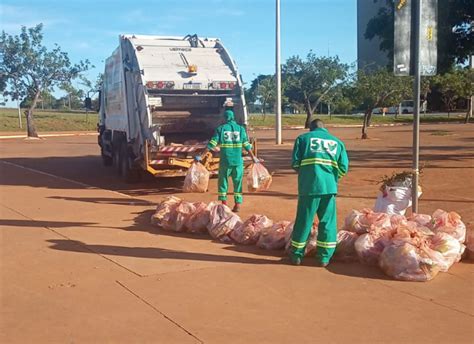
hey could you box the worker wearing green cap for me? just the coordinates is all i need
[197,106,258,212]
[289,119,349,267]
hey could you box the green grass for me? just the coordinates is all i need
[429,130,453,136]
[0,108,98,132]
[1,107,467,133]
[248,113,468,127]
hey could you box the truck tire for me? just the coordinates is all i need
[101,148,113,166]
[119,143,141,183]
[113,145,121,173]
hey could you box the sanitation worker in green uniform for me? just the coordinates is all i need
[289,119,349,266]
[198,103,258,213]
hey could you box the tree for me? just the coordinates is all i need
[353,68,411,139]
[255,76,276,117]
[434,68,474,120]
[60,82,86,110]
[332,84,356,114]
[0,24,90,137]
[283,52,349,128]
[365,0,474,73]
[459,69,474,123]
[245,74,269,105]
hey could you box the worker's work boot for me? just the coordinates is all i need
[289,255,302,266]
[315,261,329,268]
[221,200,228,206]
[232,203,241,213]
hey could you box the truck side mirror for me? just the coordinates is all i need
[97,91,102,112]
[85,97,92,110]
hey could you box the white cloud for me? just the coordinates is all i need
[0,4,69,32]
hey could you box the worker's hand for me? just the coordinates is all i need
[252,156,260,164]
[194,155,202,162]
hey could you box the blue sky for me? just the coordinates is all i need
[0,0,357,102]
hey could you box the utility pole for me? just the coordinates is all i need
[412,0,422,213]
[275,0,282,145]
[470,55,473,121]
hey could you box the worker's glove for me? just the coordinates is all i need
[194,155,202,162]
[252,156,260,164]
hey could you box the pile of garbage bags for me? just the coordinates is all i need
[151,197,470,282]
[151,196,296,249]
[341,208,467,281]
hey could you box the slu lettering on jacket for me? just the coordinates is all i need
[309,138,339,157]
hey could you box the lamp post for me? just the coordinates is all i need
[275,0,282,144]
[412,0,422,213]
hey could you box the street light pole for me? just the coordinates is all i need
[470,55,473,121]
[412,0,422,213]
[275,0,282,145]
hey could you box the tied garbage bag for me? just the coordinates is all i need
[429,232,464,271]
[231,215,273,245]
[355,230,393,266]
[374,186,416,216]
[150,196,182,230]
[186,202,212,234]
[183,162,210,193]
[379,242,440,282]
[207,203,242,243]
[175,202,196,232]
[247,163,272,192]
[257,221,293,250]
[430,209,466,243]
[408,213,432,228]
[334,230,359,262]
[390,214,408,229]
[344,209,392,234]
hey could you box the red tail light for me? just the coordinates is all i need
[146,81,175,89]
[212,81,237,90]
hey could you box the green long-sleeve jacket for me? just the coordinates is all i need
[292,128,349,196]
[207,110,252,166]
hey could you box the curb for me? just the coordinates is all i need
[0,132,98,140]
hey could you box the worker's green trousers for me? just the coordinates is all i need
[218,164,243,204]
[290,194,337,263]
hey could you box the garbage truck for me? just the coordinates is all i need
[97,34,254,182]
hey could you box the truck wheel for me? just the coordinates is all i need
[119,143,141,183]
[101,148,113,166]
[113,146,121,173]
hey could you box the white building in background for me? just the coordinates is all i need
[357,0,389,70]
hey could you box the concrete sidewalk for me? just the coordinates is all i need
[1,161,473,343]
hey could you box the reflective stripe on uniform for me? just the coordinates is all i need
[300,158,338,168]
[209,140,218,146]
[218,192,227,196]
[300,158,346,176]
[220,143,243,148]
[316,240,337,248]
[291,240,306,248]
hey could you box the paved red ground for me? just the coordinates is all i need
[1,123,473,343]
